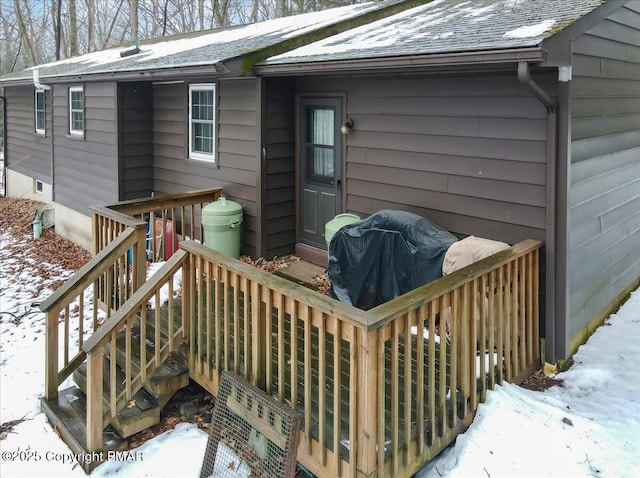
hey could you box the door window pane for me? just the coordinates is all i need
[313,147,334,177]
[308,108,334,146]
[307,107,335,183]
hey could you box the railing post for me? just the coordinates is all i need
[133,225,146,293]
[182,251,192,347]
[86,349,104,451]
[357,328,379,478]
[251,281,266,390]
[45,309,60,400]
[91,212,99,256]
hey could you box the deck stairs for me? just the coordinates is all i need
[41,299,189,472]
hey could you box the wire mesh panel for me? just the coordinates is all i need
[200,371,302,478]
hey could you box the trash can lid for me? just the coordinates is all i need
[202,197,243,218]
[326,213,361,234]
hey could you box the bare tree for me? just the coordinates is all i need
[12,0,37,66]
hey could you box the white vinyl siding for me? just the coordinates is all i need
[188,84,216,162]
[69,86,84,135]
[35,90,46,134]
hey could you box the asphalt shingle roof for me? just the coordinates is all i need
[0,0,397,83]
[264,0,608,65]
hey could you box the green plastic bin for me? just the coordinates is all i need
[325,213,361,248]
[202,197,243,258]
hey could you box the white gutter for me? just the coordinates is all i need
[33,69,51,91]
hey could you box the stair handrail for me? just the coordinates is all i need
[82,249,189,451]
[90,188,222,260]
[41,225,147,401]
[99,188,223,216]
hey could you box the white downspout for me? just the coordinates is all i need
[33,70,51,91]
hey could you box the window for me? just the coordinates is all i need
[69,86,84,135]
[188,84,216,162]
[35,90,46,134]
[306,107,335,184]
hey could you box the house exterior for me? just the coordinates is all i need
[0,0,415,249]
[1,0,638,363]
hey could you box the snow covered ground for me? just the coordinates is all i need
[1,227,639,477]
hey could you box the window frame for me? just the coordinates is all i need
[35,89,46,135]
[69,86,84,136]
[188,83,216,163]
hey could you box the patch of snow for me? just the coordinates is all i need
[464,4,497,17]
[504,19,557,38]
[92,423,207,477]
[145,262,182,310]
[410,325,442,344]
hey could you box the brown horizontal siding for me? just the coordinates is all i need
[349,147,547,185]
[119,82,153,200]
[263,77,296,258]
[52,82,119,212]
[295,72,549,245]
[152,79,259,256]
[347,195,545,245]
[5,85,52,183]
[568,7,640,342]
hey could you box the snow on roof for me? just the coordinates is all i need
[0,0,397,82]
[264,0,608,65]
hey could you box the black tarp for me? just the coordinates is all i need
[328,210,457,310]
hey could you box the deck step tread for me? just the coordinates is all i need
[73,357,161,438]
[41,388,128,473]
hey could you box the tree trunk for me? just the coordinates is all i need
[54,0,62,60]
[129,0,138,42]
[69,0,79,56]
[86,0,95,52]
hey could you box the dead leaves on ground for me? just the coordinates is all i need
[0,415,30,440]
[0,198,92,290]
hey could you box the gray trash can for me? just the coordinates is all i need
[201,197,243,258]
[325,213,361,248]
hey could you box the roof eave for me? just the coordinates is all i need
[0,63,238,87]
[255,47,548,76]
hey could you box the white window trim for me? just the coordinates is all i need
[69,86,84,136]
[35,89,45,135]
[188,83,216,163]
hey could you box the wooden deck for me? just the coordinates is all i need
[40,190,541,477]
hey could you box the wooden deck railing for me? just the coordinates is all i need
[179,238,541,478]
[43,184,539,476]
[90,188,222,261]
[81,250,188,451]
[40,226,147,401]
[365,238,540,477]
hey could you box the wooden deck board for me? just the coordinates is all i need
[274,259,326,290]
